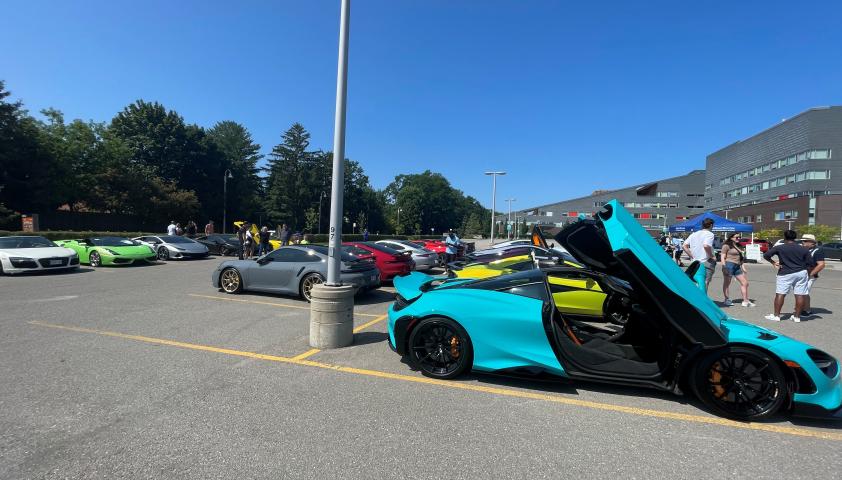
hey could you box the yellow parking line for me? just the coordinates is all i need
[353,313,389,333]
[187,293,381,318]
[292,348,321,360]
[28,320,842,442]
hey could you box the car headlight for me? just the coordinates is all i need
[173,246,186,251]
[103,248,119,255]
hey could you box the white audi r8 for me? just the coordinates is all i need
[0,236,80,275]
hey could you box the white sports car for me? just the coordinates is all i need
[0,236,80,275]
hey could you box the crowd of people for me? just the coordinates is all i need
[658,219,827,323]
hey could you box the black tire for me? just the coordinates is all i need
[407,317,473,380]
[89,251,102,267]
[219,246,230,256]
[219,267,243,293]
[0,261,4,275]
[691,346,789,421]
[157,247,170,261]
[300,273,324,302]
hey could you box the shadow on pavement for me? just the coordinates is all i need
[352,331,389,346]
[355,289,395,305]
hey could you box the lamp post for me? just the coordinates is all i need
[485,171,506,244]
[396,207,402,234]
[222,169,233,234]
[310,0,354,350]
[505,198,516,239]
[317,191,326,234]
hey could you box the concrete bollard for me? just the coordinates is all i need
[309,284,355,348]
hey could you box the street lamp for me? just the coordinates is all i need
[317,191,326,234]
[505,198,516,239]
[396,207,402,234]
[222,169,233,234]
[485,171,506,244]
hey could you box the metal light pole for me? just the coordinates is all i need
[505,198,516,239]
[396,208,402,234]
[485,171,506,243]
[317,191,326,234]
[326,0,351,286]
[222,169,233,234]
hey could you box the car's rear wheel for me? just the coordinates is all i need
[408,317,472,380]
[220,268,243,293]
[157,247,170,260]
[691,346,789,421]
[89,252,102,267]
[300,273,324,302]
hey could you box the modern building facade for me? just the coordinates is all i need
[516,170,707,233]
[705,106,842,232]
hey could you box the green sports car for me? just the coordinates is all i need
[56,237,158,267]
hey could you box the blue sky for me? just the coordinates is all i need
[3,1,842,209]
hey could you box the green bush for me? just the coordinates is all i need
[0,231,154,241]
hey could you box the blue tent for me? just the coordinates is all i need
[668,212,753,233]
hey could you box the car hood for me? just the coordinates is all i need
[102,245,153,254]
[555,200,727,346]
[166,242,207,252]
[0,247,76,258]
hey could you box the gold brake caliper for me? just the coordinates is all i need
[450,336,460,358]
[710,361,725,398]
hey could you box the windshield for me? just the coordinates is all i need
[159,235,194,244]
[90,237,139,247]
[306,244,355,262]
[0,236,57,249]
[342,245,371,257]
[360,242,402,255]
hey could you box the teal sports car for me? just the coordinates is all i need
[388,200,841,421]
[57,237,157,267]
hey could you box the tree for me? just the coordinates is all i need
[756,228,782,242]
[207,121,263,224]
[264,123,322,228]
[794,224,838,244]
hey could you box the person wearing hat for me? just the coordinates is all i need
[799,234,825,316]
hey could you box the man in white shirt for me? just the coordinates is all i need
[166,220,177,236]
[682,218,715,293]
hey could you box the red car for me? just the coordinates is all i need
[343,241,414,281]
[738,238,769,253]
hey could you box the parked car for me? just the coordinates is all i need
[133,235,210,260]
[343,241,413,281]
[375,240,438,271]
[0,235,80,275]
[387,200,842,421]
[212,245,380,301]
[738,238,770,253]
[411,240,447,264]
[821,242,842,260]
[56,237,157,267]
[195,234,241,256]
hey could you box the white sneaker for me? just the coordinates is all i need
[791,316,801,323]
[723,299,733,306]
[741,301,755,307]
[764,314,781,322]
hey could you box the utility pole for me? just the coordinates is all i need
[505,198,516,239]
[222,169,233,234]
[485,171,506,244]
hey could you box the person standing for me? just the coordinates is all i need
[763,230,813,322]
[682,218,716,292]
[799,234,825,317]
[671,234,684,266]
[236,222,247,260]
[363,228,369,241]
[167,220,177,236]
[204,220,214,236]
[186,220,197,238]
[257,226,271,256]
[720,232,754,307]
[445,230,460,266]
[280,224,290,246]
[175,223,184,236]
[243,224,255,258]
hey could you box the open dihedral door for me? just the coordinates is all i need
[530,225,549,249]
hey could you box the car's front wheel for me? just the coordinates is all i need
[408,317,473,380]
[89,251,102,267]
[691,346,789,421]
[220,268,243,293]
[157,247,170,261]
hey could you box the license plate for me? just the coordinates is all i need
[49,259,63,266]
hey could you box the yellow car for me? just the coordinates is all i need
[233,221,282,250]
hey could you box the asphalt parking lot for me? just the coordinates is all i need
[2,257,842,479]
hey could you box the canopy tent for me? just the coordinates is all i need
[668,212,753,233]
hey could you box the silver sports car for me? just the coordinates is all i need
[133,235,210,260]
[211,245,381,301]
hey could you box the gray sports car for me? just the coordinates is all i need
[211,245,381,301]
[133,235,210,260]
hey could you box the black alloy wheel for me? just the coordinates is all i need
[408,317,472,380]
[89,251,102,267]
[692,346,789,421]
[157,247,170,260]
[300,273,324,302]
[220,268,243,293]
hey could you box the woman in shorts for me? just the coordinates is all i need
[720,233,754,307]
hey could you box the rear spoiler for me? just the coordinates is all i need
[393,272,440,301]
